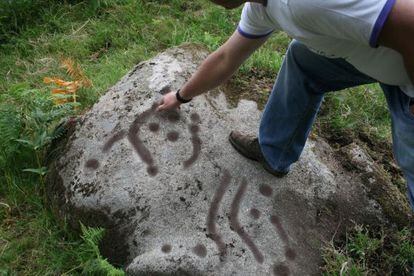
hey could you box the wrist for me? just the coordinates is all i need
[175,89,192,103]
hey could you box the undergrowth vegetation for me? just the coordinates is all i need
[0,0,412,274]
[322,225,414,275]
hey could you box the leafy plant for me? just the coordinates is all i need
[76,224,125,276]
[0,84,74,178]
[44,58,92,106]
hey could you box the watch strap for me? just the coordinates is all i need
[176,89,192,103]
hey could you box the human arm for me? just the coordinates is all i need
[156,31,269,111]
[378,0,414,84]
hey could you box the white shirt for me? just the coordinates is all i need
[238,0,414,97]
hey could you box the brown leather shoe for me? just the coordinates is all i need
[228,131,288,178]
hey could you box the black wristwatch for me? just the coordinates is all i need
[175,89,192,103]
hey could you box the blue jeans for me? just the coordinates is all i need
[259,40,414,211]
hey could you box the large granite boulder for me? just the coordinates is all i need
[46,44,411,275]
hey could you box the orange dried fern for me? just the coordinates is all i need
[43,58,92,107]
[61,58,92,88]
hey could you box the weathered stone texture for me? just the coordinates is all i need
[47,44,410,275]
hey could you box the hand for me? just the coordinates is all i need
[156,91,181,112]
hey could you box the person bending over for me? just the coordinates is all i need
[157,0,414,212]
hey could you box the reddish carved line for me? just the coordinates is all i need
[103,130,126,152]
[270,215,289,244]
[270,215,297,261]
[94,104,202,176]
[183,135,201,168]
[207,169,231,257]
[230,178,264,264]
[127,106,158,176]
[183,113,202,168]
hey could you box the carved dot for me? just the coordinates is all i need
[151,102,159,110]
[270,215,280,225]
[167,112,180,122]
[190,124,199,133]
[192,243,207,258]
[190,113,200,123]
[259,184,273,197]
[273,263,290,276]
[147,166,158,176]
[167,131,179,142]
[250,208,261,220]
[85,159,99,170]
[285,247,296,260]
[161,244,172,253]
[148,122,159,132]
[160,85,171,94]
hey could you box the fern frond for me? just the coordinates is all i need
[0,106,21,143]
[50,121,67,141]
[80,223,105,257]
[78,222,125,275]
[61,58,92,87]
[0,104,23,167]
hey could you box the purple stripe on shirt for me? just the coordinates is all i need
[369,0,396,48]
[237,25,273,39]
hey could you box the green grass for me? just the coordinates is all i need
[320,84,391,142]
[322,225,414,275]
[1,171,124,275]
[0,0,411,274]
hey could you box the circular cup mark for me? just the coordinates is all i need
[273,263,290,276]
[167,111,180,123]
[148,122,159,132]
[167,131,179,142]
[250,208,261,220]
[85,159,99,170]
[190,113,200,123]
[259,184,273,197]
[161,244,172,253]
[147,166,158,176]
[190,124,199,133]
[285,247,296,260]
[160,85,171,95]
[192,243,207,258]
[151,102,159,110]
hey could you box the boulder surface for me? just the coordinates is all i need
[47,44,410,275]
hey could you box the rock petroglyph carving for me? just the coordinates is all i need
[205,169,297,273]
[192,243,208,258]
[229,177,264,264]
[144,169,298,274]
[206,170,231,258]
[85,103,202,176]
[48,45,400,275]
[161,244,172,254]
